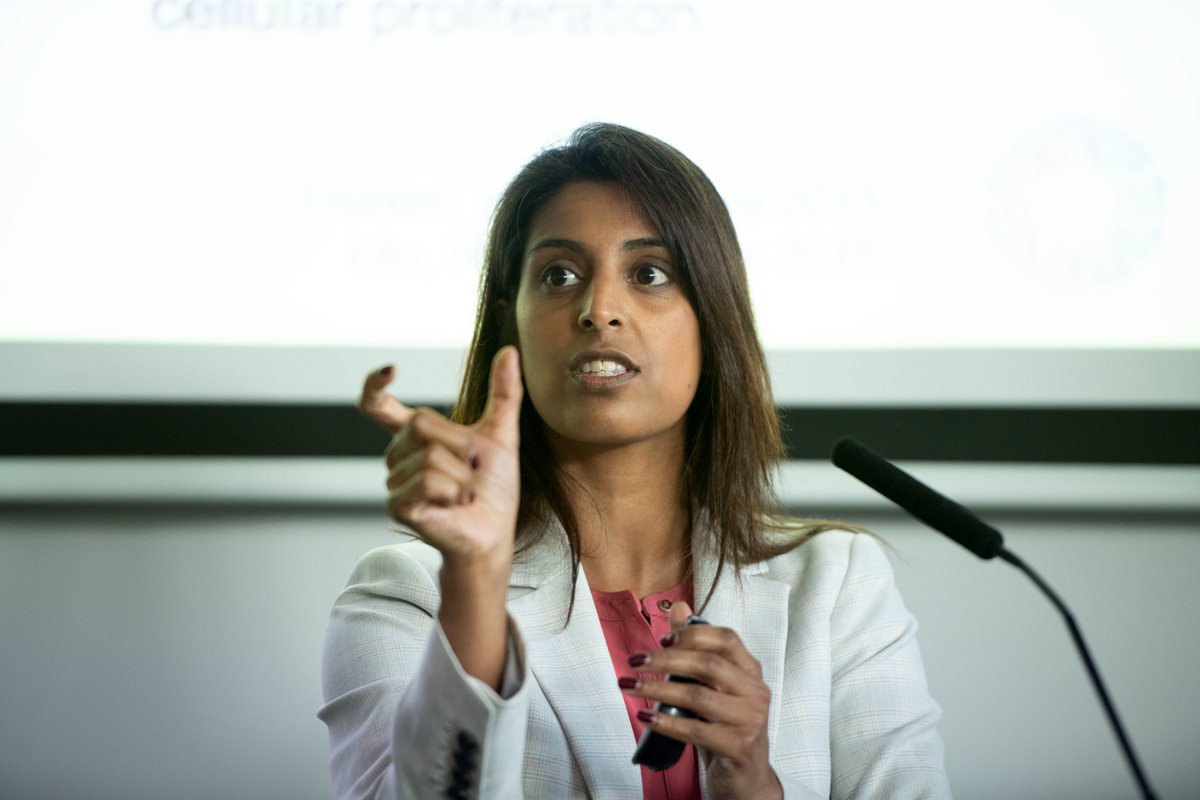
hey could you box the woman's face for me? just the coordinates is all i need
[514,181,702,454]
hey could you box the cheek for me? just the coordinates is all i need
[665,311,703,400]
[513,294,557,406]
[514,287,558,343]
[513,287,530,338]
[513,292,537,364]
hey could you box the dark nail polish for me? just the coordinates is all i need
[379,365,393,376]
[660,632,676,648]
[627,652,650,668]
[468,450,481,470]
[636,709,656,725]
[618,677,639,690]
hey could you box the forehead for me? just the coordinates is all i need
[525,182,659,248]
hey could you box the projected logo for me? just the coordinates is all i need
[987,121,1165,287]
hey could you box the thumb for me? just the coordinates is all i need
[668,601,695,630]
[478,346,523,443]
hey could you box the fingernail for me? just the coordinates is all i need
[378,365,393,376]
[636,709,656,724]
[617,677,640,690]
[468,450,481,470]
[467,490,476,503]
[660,632,676,648]
[627,653,649,668]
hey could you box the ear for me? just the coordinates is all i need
[493,298,510,319]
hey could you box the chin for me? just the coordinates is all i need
[545,423,628,448]
[544,415,686,451]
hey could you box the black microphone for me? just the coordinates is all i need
[832,437,1003,559]
[831,437,1158,800]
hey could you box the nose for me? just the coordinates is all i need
[577,271,625,331]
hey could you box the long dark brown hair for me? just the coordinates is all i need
[452,122,842,612]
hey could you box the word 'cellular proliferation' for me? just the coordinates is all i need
[150,0,699,35]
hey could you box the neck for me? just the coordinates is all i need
[548,432,692,597]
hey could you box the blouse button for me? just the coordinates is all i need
[656,599,672,612]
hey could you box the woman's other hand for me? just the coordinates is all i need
[622,602,783,800]
[377,346,523,565]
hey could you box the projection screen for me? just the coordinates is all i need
[1,1,1197,505]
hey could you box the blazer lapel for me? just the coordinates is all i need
[504,520,793,799]
[508,530,643,799]
[692,533,791,759]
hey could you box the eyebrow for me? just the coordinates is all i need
[527,237,670,254]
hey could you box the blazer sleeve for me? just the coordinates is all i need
[318,545,530,800]
[827,534,953,799]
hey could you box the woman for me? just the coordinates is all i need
[320,123,951,799]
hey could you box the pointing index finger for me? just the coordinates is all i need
[358,364,413,433]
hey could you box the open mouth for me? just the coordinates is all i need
[577,359,629,377]
[569,350,639,383]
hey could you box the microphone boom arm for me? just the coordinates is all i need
[831,437,1158,800]
[995,547,1158,800]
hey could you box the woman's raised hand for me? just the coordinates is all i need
[622,602,784,800]
[369,347,523,564]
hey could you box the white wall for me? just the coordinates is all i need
[0,505,396,800]
[0,490,1197,799]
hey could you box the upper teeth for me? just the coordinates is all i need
[580,360,627,376]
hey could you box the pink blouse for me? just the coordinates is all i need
[590,579,700,800]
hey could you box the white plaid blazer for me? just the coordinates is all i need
[319,524,951,799]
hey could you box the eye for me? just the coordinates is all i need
[634,264,671,286]
[541,265,581,289]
